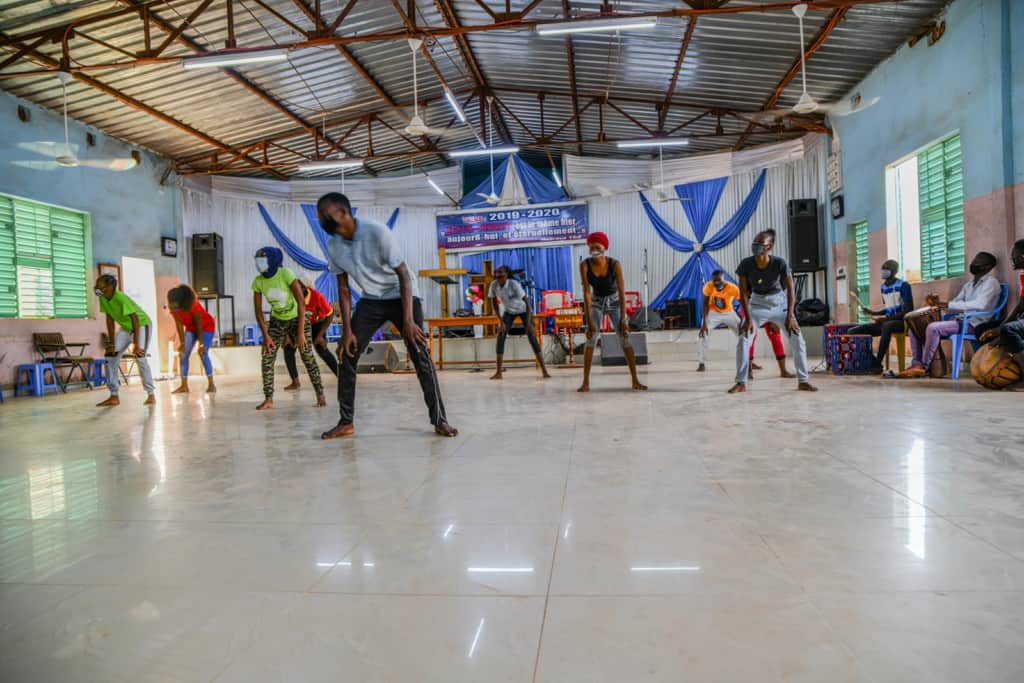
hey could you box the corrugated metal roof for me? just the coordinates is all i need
[0,0,950,177]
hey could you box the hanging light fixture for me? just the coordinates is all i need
[183,48,289,69]
[616,138,690,148]
[536,16,657,36]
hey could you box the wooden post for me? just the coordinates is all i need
[438,247,449,317]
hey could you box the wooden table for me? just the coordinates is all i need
[426,312,554,370]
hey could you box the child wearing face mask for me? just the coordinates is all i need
[899,251,1002,378]
[849,259,914,373]
[251,246,325,410]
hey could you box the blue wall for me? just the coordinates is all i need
[830,0,1019,243]
[0,90,182,278]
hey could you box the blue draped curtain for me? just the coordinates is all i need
[260,202,399,306]
[646,170,766,325]
[460,246,573,311]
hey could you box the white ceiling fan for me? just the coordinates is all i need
[403,38,456,138]
[760,3,880,120]
[474,97,530,206]
[14,71,138,172]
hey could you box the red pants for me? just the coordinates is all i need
[751,324,785,360]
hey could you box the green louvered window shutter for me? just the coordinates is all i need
[0,197,18,317]
[2,193,91,319]
[853,221,870,322]
[917,134,964,281]
[50,208,89,318]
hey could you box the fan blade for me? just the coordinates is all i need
[77,158,138,171]
[822,96,880,117]
[10,160,60,171]
[16,141,76,157]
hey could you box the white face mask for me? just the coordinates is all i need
[589,249,604,258]
[255,256,269,273]
[880,269,893,280]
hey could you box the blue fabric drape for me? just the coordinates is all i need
[460,154,567,208]
[646,170,767,325]
[511,155,569,205]
[259,203,327,271]
[460,246,573,310]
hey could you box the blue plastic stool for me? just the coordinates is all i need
[15,363,60,397]
[326,323,342,343]
[241,324,263,346]
[88,358,111,387]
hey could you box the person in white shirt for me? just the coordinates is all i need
[488,265,550,380]
[900,251,1002,378]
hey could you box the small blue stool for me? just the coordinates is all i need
[15,363,60,397]
[241,324,263,346]
[88,358,111,387]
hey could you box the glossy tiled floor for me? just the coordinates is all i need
[2,360,1024,682]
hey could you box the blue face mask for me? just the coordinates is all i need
[751,243,767,256]
[255,256,269,273]
[880,269,893,280]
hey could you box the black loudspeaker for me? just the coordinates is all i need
[788,199,821,271]
[357,341,404,373]
[192,233,224,296]
[600,332,649,366]
[663,298,696,328]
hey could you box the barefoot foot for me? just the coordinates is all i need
[489,372,503,380]
[797,382,818,392]
[434,421,458,437]
[780,370,796,379]
[172,384,189,394]
[256,398,274,411]
[315,393,327,407]
[284,380,300,391]
[143,394,156,406]
[96,395,120,407]
[577,384,590,393]
[751,362,763,371]
[321,422,354,439]
[696,363,706,372]
[727,383,747,394]
[207,382,217,393]
[632,381,648,391]
[541,371,551,379]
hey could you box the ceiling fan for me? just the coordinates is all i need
[475,97,530,206]
[759,3,880,120]
[14,71,138,172]
[403,38,456,138]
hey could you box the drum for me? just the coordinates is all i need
[828,334,873,375]
[904,306,947,377]
[971,343,1022,389]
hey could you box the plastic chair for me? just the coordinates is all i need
[540,290,573,314]
[241,324,263,346]
[88,359,110,387]
[15,363,60,397]
[943,283,1009,379]
[623,291,642,317]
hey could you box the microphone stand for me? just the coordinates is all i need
[642,248,650,329]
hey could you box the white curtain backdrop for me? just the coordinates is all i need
[180,133,827,328]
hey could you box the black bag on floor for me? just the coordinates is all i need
[796,298,829,326]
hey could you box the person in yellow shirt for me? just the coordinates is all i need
[698,270,742,371]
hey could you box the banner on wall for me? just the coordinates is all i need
[436,201,588,250]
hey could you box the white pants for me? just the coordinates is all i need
[107,325,155,396]
[698,310,741,364]
[734,291,808,385]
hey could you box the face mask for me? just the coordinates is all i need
[589,249,604,258]
[255,257,269,273]
[969,263,988,276]
[880,269,893,280]
[319,215,339,235]
[751,243,767,256]
[94,287,104,297]
[714,282,726,291]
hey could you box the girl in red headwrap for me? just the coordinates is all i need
[578,231,647,392]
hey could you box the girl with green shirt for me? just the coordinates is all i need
[94,274,156,407]
[251,246,325,410]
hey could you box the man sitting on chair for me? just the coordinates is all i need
[900,251,1002,378]
[849,259,914,373]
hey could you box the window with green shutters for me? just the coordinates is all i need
[0,193,91,319]
[917,134,965,281]
[852,221,870,323]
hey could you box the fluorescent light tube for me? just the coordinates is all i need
[616,138,690,148]
[427,177,445,195]
[447,146,520,158]
[297,159,364,172]
[183,48,289,69]
[552,169,563,188]
[536,16,657,36]
[444,88,467,123]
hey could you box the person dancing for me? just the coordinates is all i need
[94,274,156,407]
[578,231,647,393]
[283,281,339,390]
[316,193,457,439]
[729,229,816,393]
[489,265,550,380]
[167,284,216,394]
[251,247,325,410]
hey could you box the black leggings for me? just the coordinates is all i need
[496,311,541,355]
[848,318,906,367]
[285,317,339,379]
[1001,319,1024,354]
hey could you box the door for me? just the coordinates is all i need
[121,257,163,376]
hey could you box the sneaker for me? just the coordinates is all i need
[696,363,706,372]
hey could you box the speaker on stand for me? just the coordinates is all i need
[787,199,821,272]
[192,233,224,296]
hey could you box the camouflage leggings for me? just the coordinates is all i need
[262,314,323,398]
